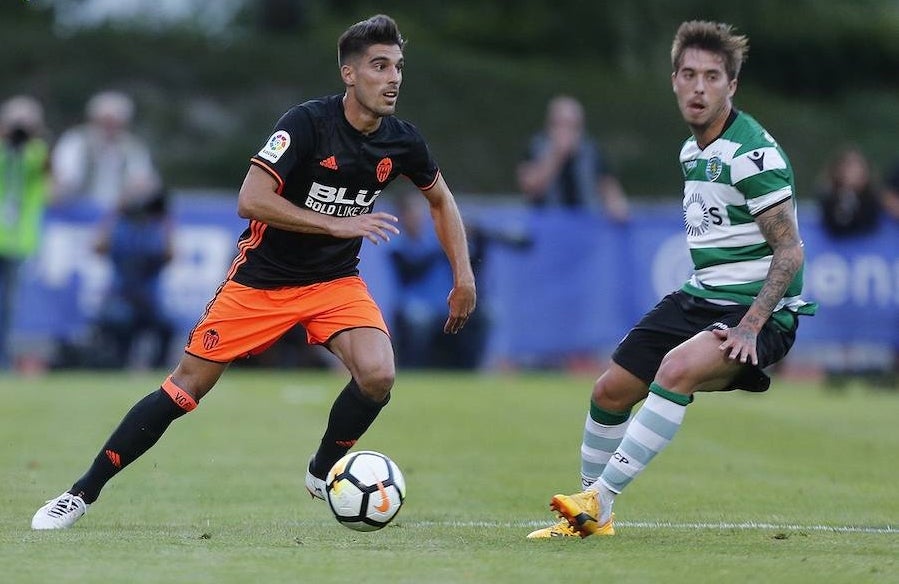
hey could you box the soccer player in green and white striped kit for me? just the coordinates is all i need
[528,20,816,539]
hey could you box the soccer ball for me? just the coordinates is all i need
[325,450,406,532]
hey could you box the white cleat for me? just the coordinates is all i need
[31,492,90,530]
[304,457,326,501]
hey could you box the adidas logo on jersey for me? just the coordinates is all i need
[319,156,338,170]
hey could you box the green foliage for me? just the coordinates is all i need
[4,1,899,196]
[328,0,899,91]
[2,371,898,583]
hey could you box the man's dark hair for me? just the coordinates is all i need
[671,21,749,81]
[338,14,405,65]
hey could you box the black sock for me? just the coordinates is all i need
[310,379,388,478]
[70,388,192,503]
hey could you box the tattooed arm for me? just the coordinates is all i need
[715,200,804,364]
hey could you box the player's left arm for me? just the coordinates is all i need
[420,173,477,334]
[716,200,804,364]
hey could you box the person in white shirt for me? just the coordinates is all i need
[52,91,159,212]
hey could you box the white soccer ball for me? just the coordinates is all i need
[325,450,406,532]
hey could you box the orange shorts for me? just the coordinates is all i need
[185,276,388,363]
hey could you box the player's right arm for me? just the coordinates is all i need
[237,165,399,244]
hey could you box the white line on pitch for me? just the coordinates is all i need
[405,520,898,534]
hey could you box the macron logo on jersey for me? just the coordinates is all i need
[731,147,786,183]
[258,130,291,163]
[305,181,382,217]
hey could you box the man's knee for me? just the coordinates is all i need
[355,362,395,402]
[592,370,646,412]
[655,353,693,389]
[170,356,227,401]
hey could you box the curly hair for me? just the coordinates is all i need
[671,21,749,81]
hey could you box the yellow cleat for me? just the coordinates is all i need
[550,491,615,538]
[526,519,582,539]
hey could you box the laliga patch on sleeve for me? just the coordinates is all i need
[257,130,291,163]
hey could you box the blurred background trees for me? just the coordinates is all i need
[4,0,898,198]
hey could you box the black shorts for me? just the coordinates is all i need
[611,291,798,392]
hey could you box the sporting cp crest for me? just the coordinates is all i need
[705,156,723,182]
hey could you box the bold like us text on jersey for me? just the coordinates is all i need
[305,181,381,217]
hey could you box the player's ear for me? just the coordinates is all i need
[728,77,738,98]
[340,63,355,86]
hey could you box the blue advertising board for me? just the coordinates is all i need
[10,197,899,369]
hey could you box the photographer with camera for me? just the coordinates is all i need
[0,95,51,371]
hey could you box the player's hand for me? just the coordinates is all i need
[549,125,580,157]
[444,282,476,334]
[712,326,759,366]
[330,212,400,244]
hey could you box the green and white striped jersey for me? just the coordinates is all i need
[678,109,815,329]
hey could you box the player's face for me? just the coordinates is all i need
[343,44,404,118]
[672,48,737,143]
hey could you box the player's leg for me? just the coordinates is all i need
[527,364,646,539]
[546,334,737,538]
[298,276,394,497]
[307,326,395,489]
[531,293,700,539]
[31,355,227,529]
[594,312,795,511]
[577,293,706,494]
[574,331,741,533]
[590,312,795,498]
[580,364,648,488]
[537,296,798,539]
[29,280,272,529]
[70,355,227,501]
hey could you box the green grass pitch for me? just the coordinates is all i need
[2,370,897,583]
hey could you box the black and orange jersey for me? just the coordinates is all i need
[228,94,440,288]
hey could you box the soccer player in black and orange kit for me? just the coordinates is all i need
[31,14,476,529]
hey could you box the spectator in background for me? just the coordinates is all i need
[517,95,629,221]
[90,186,175,370]
[882,157,899,385]
[880,156,899,222]
[0,95,50,371]
[452,216,533,370]
[388,191,454,368]
[52,90,159,212]
[388,193,533,370]
[816,145,881,238]
[388,191,533,370]
[816,149,898,388]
